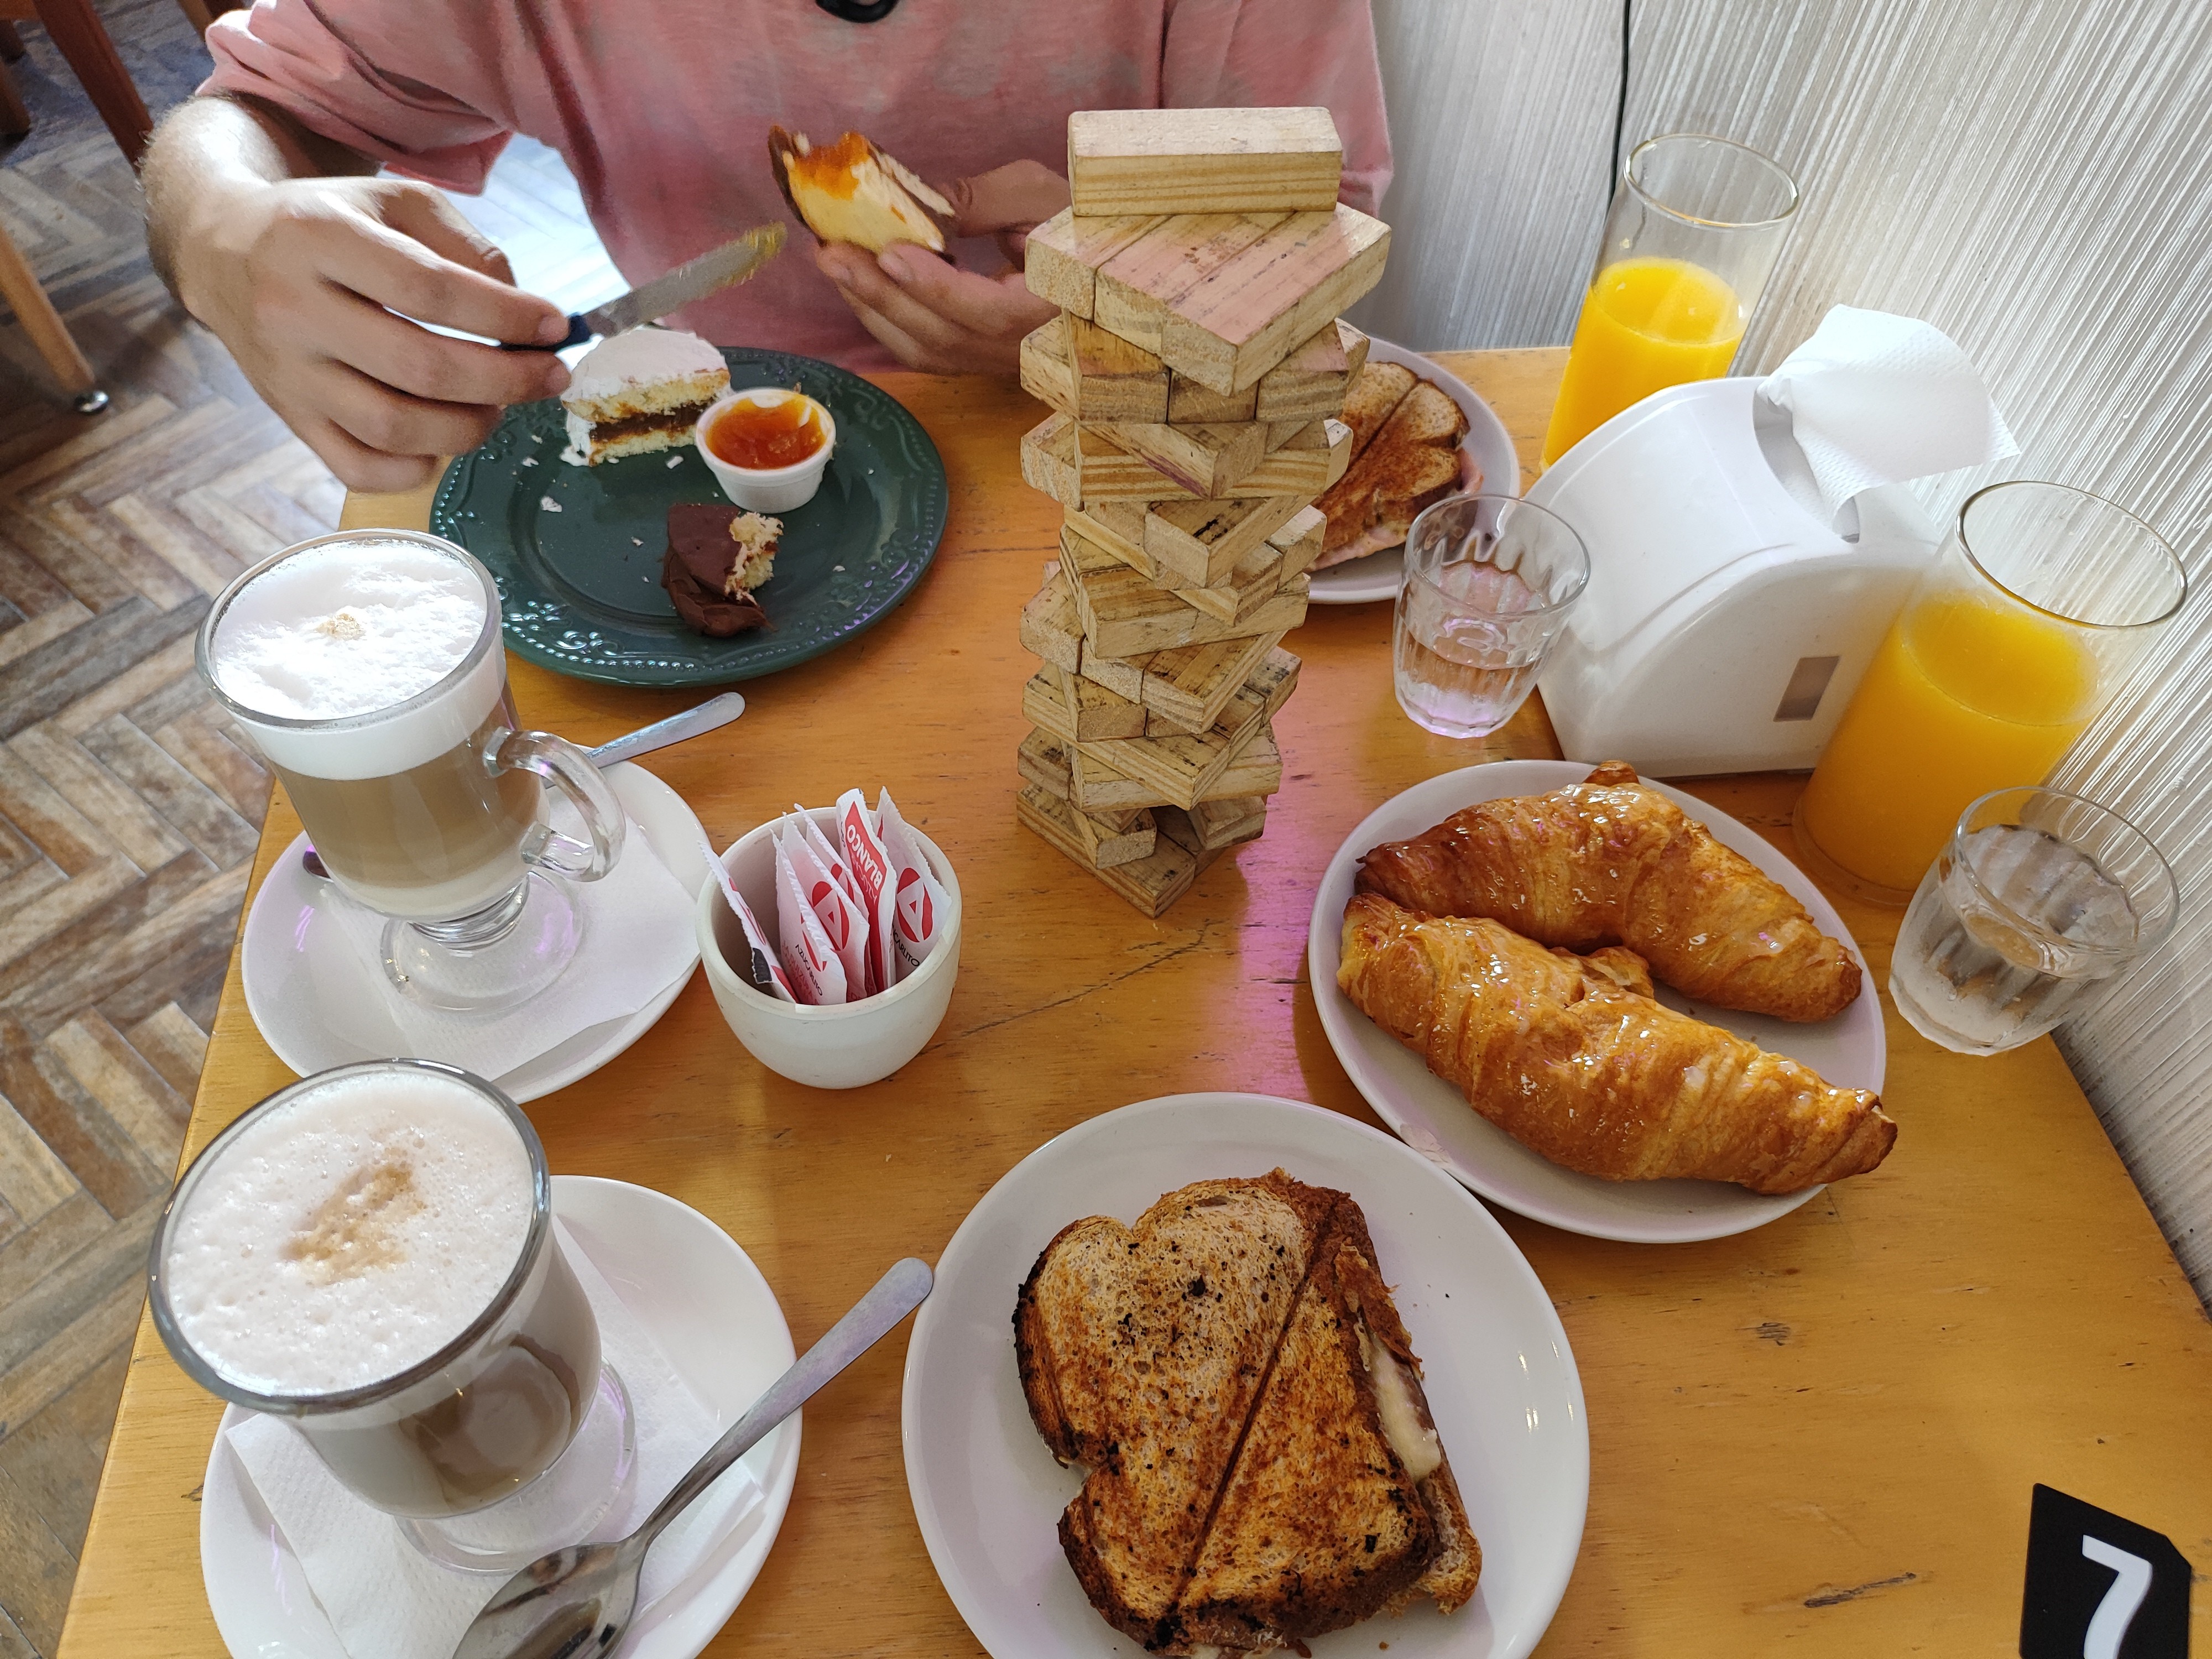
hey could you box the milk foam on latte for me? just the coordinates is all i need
[162,1067,533,1396]
[211,540,484,721]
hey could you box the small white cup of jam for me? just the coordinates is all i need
[695,388,836,513]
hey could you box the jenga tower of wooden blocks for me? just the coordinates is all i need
[1011,107,1390,916]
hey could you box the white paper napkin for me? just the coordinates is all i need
[1757,304,2020,527]
[314,811,699,1080]
[226,1218,765,1659]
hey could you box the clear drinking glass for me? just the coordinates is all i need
[1796,482,2186,901]
[1393,494,1590,738]
[197,530,626,1012]
[1542,133,1800,466]
[1889,789,2177,1055]
[147,1061,637,1571]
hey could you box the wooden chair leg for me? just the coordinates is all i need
[173,0,217,32]
[30,0,151,168]
[0,56,29,139]
[0,22,24,62]
[0,220,108,411]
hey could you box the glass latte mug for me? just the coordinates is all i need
[197,530,624,1011]
[147,1061,636,1570]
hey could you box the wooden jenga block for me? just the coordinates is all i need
[1064,316,1171,422]
[1067,503,1160,582]
[1131,633,1286,732]
[1024,209,1164,318]
[1167,371,1259,425]
[1237,418,1352,495]
[1041,660,1147,741]
[1093,213,1290,356]
[1161,208,1390,394]
[1157,795,1269,855]
[1087,417,1268,499]
[1029,648,1296,803]
[1061,652,1298,810]
[1070,723,1283,813]
[1067,107,1343,217]
[1267,505,1327,581]
[1018,566,1287,735]
[1254,319,1371,421]
[1017,728,1152,832]
[1019,315,1074,415]
[1022,410,1349,511]
[1146,495,1310,586]
[1018,786,1220,918]
[1020,414,1081,505]
[1062,524,1308,656]
[1014,776,1157,869]
[1018,565,1082,674]
[1172,534,1303,627]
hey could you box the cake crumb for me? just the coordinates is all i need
[666,454,685,468]
[540,495,562,512]
[314,611,366,640]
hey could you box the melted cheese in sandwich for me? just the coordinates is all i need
[1357,1317,1443,1482]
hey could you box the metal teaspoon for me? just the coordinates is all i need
[300,692,745,879]
[450,1255,933,1659]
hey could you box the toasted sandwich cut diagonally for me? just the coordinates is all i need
[1015,1172,1479,1657]
[1316,377,1472,566]
[769,126,954,255]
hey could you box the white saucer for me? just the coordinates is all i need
[241,763,708,1103]
[903,1093,1588,1659]
[1307,338,1522,606]
[199,1175,800,1659]
[1308,761,1887,1243]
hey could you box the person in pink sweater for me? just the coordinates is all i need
[140,1,1392,492]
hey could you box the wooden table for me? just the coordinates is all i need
[59,351,2212,1656]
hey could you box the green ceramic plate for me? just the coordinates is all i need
[430,347,947,687]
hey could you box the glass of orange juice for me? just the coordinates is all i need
[1542,134,1799,467]
[1796,481,2185,902]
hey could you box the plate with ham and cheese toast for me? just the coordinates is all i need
[1307,340,1521,605]
[1307,761,1889,1243]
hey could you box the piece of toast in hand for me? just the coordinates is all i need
[768,125,954,255]
[1014,1171,1480,1656]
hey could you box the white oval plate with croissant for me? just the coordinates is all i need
[1308,761,1887,1243]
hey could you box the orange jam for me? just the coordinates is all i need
[787,132,870,200]
[706,396,826,471]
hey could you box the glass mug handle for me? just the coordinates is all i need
[484,729,626,881]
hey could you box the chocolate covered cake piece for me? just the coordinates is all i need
[662,503,780,637]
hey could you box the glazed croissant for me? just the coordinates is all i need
[1355,762,1861,1022]
[1338,894,1895,1193]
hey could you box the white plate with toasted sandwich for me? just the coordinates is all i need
[1307,340,1520,606]
[902,1092,1588,1659]
[1308,760,1888,1244]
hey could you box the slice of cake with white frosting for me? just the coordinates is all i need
[560,327,731,465]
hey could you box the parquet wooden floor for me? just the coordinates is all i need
[0,7,614,1652]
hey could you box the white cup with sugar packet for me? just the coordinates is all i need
[696,794,960,1089]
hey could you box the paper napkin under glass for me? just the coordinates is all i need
[224,1218,765,1659]
[309,808,699,1081]
[1756,304,2020,528]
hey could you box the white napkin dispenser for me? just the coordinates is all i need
[1528,376,1942,777]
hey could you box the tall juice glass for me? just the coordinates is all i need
[1542,134,1799,466]
[1796,481,2185,901]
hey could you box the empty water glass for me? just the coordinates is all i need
[1889,787,2177,1056]
[1393,494,1590,738]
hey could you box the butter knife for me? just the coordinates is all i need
[505,222,787,351]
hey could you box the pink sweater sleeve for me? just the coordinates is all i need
[200,1,512,192]
[1160,0,1394,216]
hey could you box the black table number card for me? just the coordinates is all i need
[2021,1484,2191,1658]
